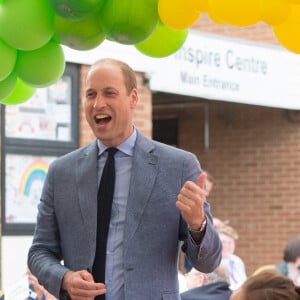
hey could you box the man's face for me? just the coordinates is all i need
[84,62,138,147]
[205,179,213,197]
[220,233,236,258]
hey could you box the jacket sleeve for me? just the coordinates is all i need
[179,152,222,273]
[27,160,70,299]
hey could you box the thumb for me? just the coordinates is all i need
[197,172,207,190]
[81,270,94,282]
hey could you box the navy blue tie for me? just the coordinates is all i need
[92,147,117,300]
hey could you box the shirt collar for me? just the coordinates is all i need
[97,128,137,157]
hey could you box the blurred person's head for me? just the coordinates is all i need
[282,235,300,285]
[217,225,239,259]
[213,217,230,229]
[283,236,300,264]
[203,170,214,197]
[230,271,300,300]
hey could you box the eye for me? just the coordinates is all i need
[103,88,118,98]
[86,90,96,99]
[104,91,116,97]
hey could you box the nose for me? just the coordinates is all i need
[93,95,106,109]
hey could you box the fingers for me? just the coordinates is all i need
[81,270,94,282]
[64,270,106,300]
[176,172,207,227]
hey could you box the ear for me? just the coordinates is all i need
[130,88,138,108]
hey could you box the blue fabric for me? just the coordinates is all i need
[180,282,232,300]
[96,130,136,299]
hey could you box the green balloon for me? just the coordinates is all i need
[135,22,188,58]
[99,0,159,45]
[0,0,54,50]
[0,72,17,101]
[0,39,17,81]
[49,0,105,21]
[53,13,106,50]
[0,78,35,105]
[17,40,65,88]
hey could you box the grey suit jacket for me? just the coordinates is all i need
[28,130,222,300]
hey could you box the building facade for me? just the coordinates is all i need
[1,14,300,287]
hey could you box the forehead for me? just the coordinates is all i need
[86,62,123,84]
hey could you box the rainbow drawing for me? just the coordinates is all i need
[19,159,49,196]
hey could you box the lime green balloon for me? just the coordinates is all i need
[0,72,17,101]
[98,0,159,45]
[0,78,35,105]
[53,13,106,50]
[135,22,188,57]
[0,39,17,81]
[49,0,105,21]
[17,40,65,88]
[0,0,54,50]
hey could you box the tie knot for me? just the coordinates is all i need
[106,147,118,157]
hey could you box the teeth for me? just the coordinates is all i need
[95,114,109,120]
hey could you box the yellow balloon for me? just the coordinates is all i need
[208,10,225,24]
[158,0,202,30]
[209,0,261,26]
[260,0,291,25]
[199,0,210,12]
[273,4,300,53]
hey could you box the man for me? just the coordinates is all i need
[28,58,222,300]
[27,269,56,300]
[275,235,300,286]
[181,265,232,300]
[217,225,247,290]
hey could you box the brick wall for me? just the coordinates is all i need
[187,101,300,275]
[193,14,279,46]
[188,14,298,275]
[155,93,300,274]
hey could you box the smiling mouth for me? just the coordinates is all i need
[95,114,112,124]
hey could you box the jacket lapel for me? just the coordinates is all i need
[123,133,158,253]
[76,141,99,254]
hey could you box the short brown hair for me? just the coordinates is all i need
[242,271,300,300]
[89,58,137,95]
[217,224,239,240]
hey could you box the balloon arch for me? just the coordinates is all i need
[0,0,299,105]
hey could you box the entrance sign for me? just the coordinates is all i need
[63,30,300,110]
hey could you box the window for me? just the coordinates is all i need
[1,63,79,235]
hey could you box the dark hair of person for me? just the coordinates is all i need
[242,271,300,300]
[283,236,300,262]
